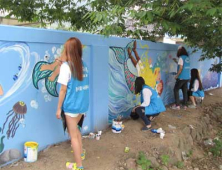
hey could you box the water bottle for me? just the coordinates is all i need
[151,129,158,133]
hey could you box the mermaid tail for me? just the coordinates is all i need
[32,61,52,89]
[124,61,136,93]
[45,75,59,97]
[110,47,125,64]
[110,42,137,93]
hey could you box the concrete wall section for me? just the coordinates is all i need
[0,25,220,166]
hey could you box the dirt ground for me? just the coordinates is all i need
[1,88,222,170]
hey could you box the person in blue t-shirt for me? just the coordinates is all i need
[188,68,204,108]
[171,46,190,110]
[56,37,89,170]
[130,77,166,131]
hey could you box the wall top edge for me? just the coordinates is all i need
[0,25,178,51]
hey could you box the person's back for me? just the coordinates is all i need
[188,68,204,108]
[141,85,166,115]
[178,55,190,80]
[62,62,89,113]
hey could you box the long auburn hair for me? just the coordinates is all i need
[135,77,145,94]
[63,37,83,81]
[177,46,188,58]
[189,68,203,90]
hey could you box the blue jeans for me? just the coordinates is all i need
[174,79,189,106]
[134,107,159,125]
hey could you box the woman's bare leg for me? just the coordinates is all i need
[189,96,196,106]
[66,114,83,167]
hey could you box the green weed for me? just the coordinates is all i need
[187,150,193,157]
[210,139,222,157]
[160,154,170,166]
[136,151,153,170]
[176,161,184,169]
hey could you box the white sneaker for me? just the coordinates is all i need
[188,105,196,109]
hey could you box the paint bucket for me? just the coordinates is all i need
[112,120,122,133]
[24,141,38,163]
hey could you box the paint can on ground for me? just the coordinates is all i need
[112,120,122,133]
[24,141,38,163]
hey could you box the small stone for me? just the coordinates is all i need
[147,157,160,167]
[162,166,168,170]
[208,152,212,156]
[119,167,124,170]
[203,139,213,146]
[194,168,199,170]
[182,151,189,161]
[219,165,222,170]
[168,125,177,129]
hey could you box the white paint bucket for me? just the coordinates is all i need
[112,120,122,133]
[24,141,38,162]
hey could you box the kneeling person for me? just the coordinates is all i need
[130,77,166,131]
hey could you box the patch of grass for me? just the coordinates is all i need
[136,151,153,170]
[187,150,193,157]
[217,131,222,139]
[160,154,170,166]
[210,139,222,157]
[176,161,184,169]
[157,167,163,170]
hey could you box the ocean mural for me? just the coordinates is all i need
[0,25,220,166]
[32,45,87,97]
[0,39,91,166]
[32,45,63,97]
[108,41,220,122]
[108,40,178,122]
[0,42,40,106]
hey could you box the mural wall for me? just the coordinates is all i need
[0,25,220,166]
[108,40,220,121]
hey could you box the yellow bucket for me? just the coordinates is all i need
[24,142,38,163]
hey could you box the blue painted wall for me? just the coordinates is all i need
[0,25,221,166]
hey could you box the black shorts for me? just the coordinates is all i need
[188,90,193,97]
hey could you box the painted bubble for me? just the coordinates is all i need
[30,100,38,109]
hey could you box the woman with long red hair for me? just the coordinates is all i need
[56,37,89,170]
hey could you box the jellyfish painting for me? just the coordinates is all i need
[2,101,27,139]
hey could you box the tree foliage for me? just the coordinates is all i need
[0,0,222,72]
